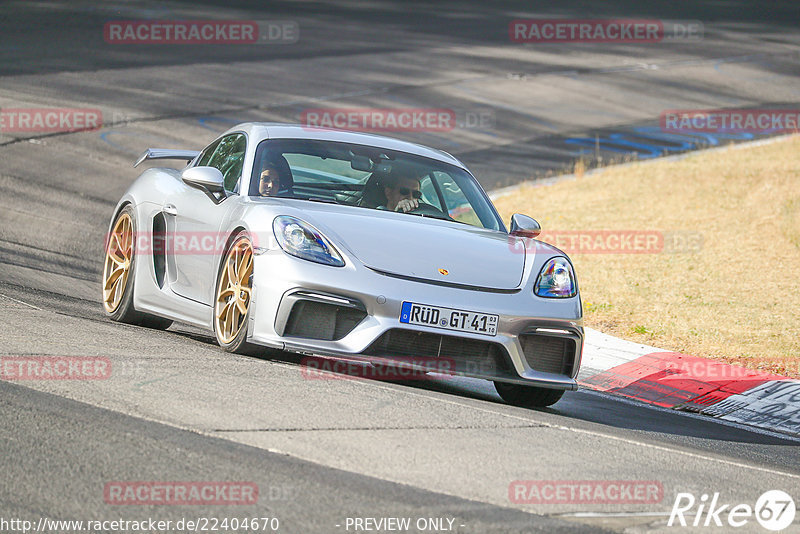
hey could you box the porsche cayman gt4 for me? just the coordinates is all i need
[102,123,583,407]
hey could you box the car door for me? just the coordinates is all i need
[164,133,247,305]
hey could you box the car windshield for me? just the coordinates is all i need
[249,138,503,231]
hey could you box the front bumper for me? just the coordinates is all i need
[247,250,583,390]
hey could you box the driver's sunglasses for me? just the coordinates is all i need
[397,187,422,199]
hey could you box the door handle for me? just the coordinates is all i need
[163,204,178,216]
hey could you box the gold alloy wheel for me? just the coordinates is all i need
[102,212,133,313]
[215,237,253,344]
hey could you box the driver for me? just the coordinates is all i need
[258,163,283,197]
[382,172,422,213]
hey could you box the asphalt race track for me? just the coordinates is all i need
[1,1,799,533]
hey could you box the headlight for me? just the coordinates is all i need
[273,216,345,267]
[534,257,576,298]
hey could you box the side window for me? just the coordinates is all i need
[203,134,247,192]
[432,171,482,227]
[196,139,221,167]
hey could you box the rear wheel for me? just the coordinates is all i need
[102,205,172,329]
[214,232,257,354]
[494,381,565,408]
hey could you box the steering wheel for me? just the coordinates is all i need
[409,202,453,220]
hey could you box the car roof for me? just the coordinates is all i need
[220,122,466,169]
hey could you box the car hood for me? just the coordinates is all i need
[272,200,524,290]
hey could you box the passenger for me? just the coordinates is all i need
[258,163,283,197]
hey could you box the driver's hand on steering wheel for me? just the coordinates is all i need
[395,198,419,213]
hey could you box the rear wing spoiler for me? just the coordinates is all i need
[134,148,201,168]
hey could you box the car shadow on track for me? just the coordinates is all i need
[159,325,800,450]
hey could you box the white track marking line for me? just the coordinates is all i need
[0,293,40,310]
[556,512,672,518]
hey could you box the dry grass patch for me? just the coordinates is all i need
[493,136,800,377]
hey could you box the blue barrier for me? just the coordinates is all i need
[565,126,757,159]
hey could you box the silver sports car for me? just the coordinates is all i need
[103,123,583,407]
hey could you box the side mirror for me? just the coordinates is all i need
[509,213,541,238]
[182,166,226,203]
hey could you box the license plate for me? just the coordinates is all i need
[399,302,498,336]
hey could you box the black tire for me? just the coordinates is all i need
[494,381,565,408]
[213,231,258,354]
[102,205,173,330]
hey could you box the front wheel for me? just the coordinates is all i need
[494,381,565,408]
[214,232,257,354]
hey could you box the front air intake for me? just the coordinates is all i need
[282,299,366,341]
[519,334,576,376]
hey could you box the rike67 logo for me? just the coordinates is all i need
[669,490,796,531]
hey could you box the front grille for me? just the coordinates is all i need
[283,300,366,341]
[519,334,575,376]
[364,329,512,376]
